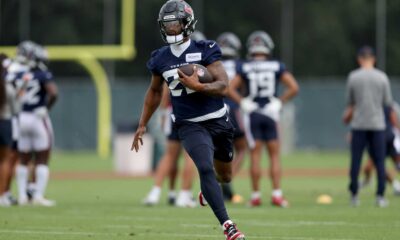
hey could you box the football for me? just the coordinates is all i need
[178,64,213,83]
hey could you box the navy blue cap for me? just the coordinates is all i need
[357,45,375,57]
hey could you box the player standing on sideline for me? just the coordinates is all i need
[143,84,197,208]
[0,53,18,207]
[229,31,299,207]
[217,32,246,203]
[343,46,392,207]
[13,42,58,206]
[131,1,245,239]
[359,104,400,195]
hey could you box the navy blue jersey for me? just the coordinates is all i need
[147,40,225,121]
[222,59,241,110]
[237,59,286,108]
[14,69,54,112]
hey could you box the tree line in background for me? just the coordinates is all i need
[1,0,399,78]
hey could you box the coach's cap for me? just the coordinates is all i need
[357,45,375,57]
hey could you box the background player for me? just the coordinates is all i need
[360,104,400,195]
[229,31,299,207]
[131,1,245,239]
[217,32,246,203]
[13,41,58,206]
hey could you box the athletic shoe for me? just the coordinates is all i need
[7,195,18,206]
[392,180,400,196]
[248,197,261,207]
[168,195,176,206]
[142,193,160,206]
[32,197,56,207]
[223,220,246,240]
[175,191,196,208]
[376,197,389,208]
[231,194,244,204]
[26,189,35,201]
[198,191,208,207]
[350,196,360,207]
[175,197,197,208]
[18,197,29,206]
[0,195,11,207]
[271,196,289,208]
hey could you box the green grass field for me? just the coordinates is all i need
[0,151,399,240]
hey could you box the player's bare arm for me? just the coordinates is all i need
[131,74,164,152]
[342,105,353,124]
[279,71,299,103]
[45,82,58,110]
[178,60,228,97]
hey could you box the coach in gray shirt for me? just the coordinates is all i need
[343,46,392,207]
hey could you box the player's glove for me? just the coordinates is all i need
[240,97,258,113]
[263,97,282,121]
[34,107,48,118]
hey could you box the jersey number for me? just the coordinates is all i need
[17,80,41,105]
[163,69,195,97]
[247,71,276,98]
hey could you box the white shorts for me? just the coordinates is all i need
[18,111,54,152]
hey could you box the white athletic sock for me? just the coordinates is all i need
[272,189,283,198]
[34,164,49,199]
[16,165,29,201]
[222,220,234,230]
[251,191,261,200]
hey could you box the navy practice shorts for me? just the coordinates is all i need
[176,115,234,163]
[0,119,12,147]
[168,121,180,141]
[249,112,278,141]
[228,107,245,139]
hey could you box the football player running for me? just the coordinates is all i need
[131,1,245,239]
[13,41,58,206]
[217,32,246,203]
[143,31,208,208]
[229,31,299,207]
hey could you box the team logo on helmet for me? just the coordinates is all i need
[184,4,193,15]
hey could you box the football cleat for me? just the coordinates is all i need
[8,195,18,206]
[32,197,56,207]
[198,191,208,207]
[142,195,159,206]
[271,196,289,208]
[168,195,176,206]
[248,197,261,207]
[223,220,246,240]
[175,197,197,208]
[376,197,389,208]
[350,196,360,207]
[18,197,29,206]
[0,195,11,207]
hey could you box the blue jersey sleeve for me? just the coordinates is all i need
[35,70,53,84]
[146,49,161,75]
[276,62,287,80]
[201,40,222,66]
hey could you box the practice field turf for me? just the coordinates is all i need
[0,151,399,240]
